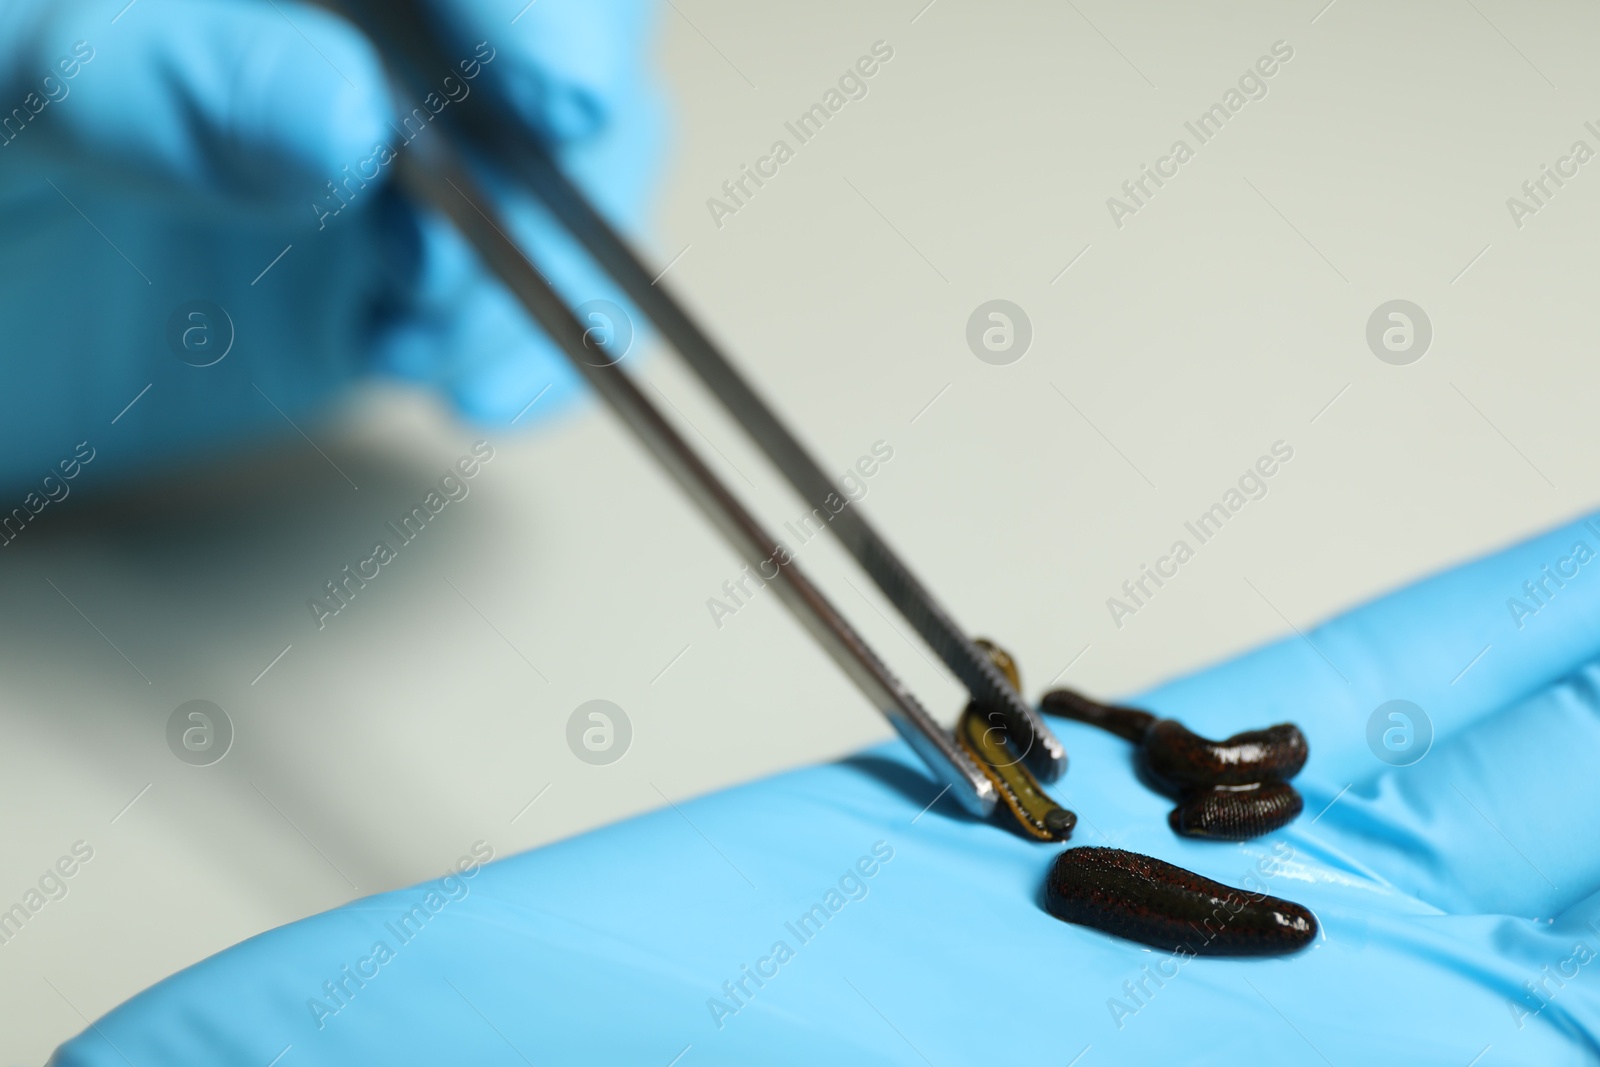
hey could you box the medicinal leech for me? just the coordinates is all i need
[1040,689,1308,840]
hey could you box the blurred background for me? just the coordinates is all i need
[6,0,1600,1061]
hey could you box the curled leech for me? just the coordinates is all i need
[1039,688,1308,841]
[955,640,1076,841]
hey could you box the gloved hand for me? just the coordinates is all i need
[0,0,662,493]
[51,513,1600,1065]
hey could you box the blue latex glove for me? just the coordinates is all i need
[52,513,1600,1065]
[0,0,662,494]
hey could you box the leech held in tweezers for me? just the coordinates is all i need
[957,640,1076,841]
[956,705,1077,841]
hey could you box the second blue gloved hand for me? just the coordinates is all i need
[50,513,1600,1064]
[0,0,663,493]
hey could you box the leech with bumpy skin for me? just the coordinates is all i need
[1039,688,1308,840]
[1046,847,1317,956]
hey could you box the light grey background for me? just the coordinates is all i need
[6,0,1600,1061]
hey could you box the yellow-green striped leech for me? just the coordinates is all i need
[956,640,1076,841]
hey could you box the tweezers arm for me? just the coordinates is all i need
[397,145,996,818]
[322,0,1063,781]
[456,115,1066,783]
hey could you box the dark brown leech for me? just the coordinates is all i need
[1140,720,1308,792]
[1045,847,1317,956]
[1036,688,1153,743]
[1039,689,1307,840]
[957,704,1077,841]
[1168,781,1303,840]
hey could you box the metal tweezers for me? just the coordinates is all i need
[340,0,1066,817]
